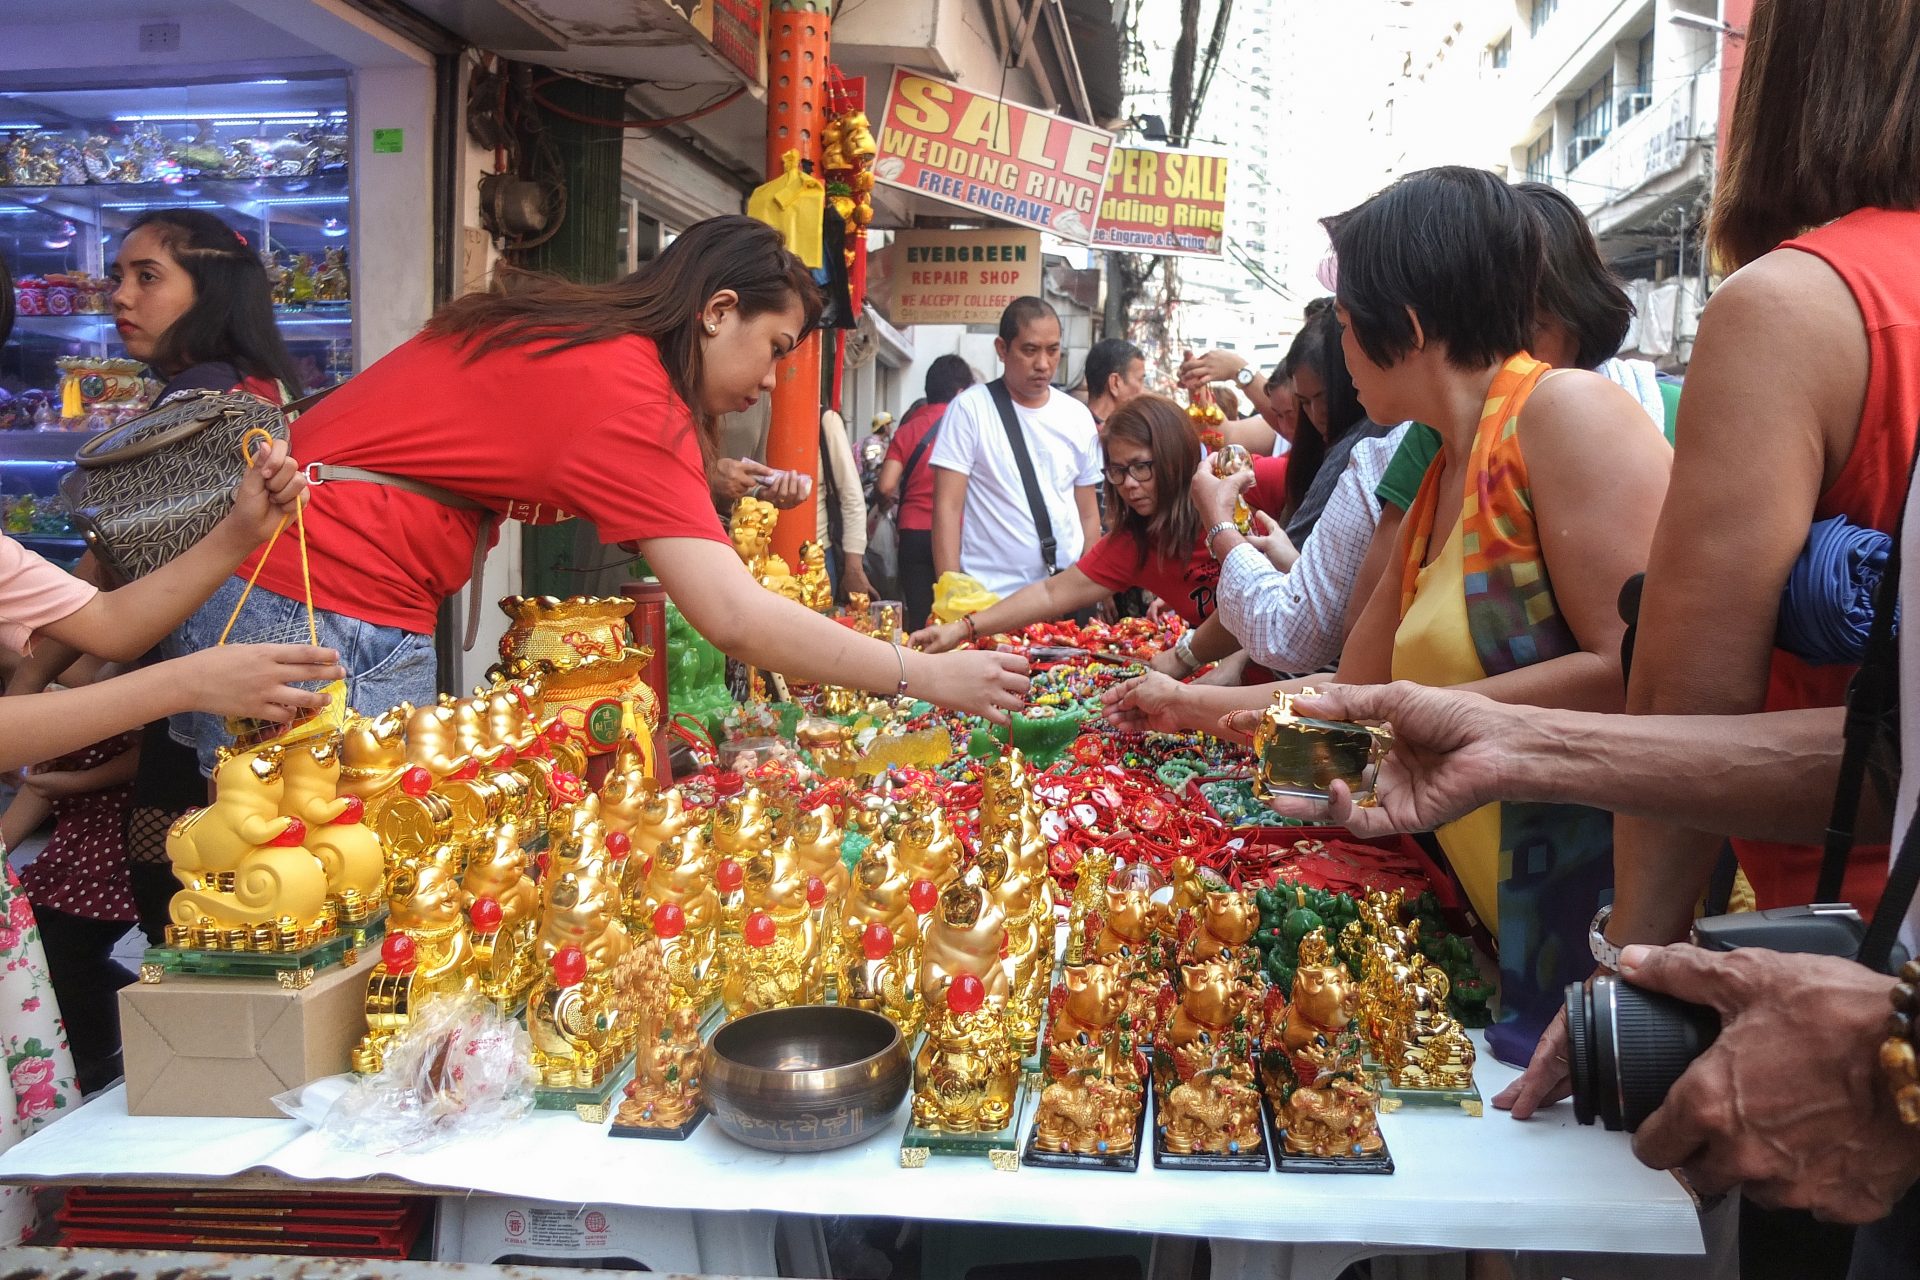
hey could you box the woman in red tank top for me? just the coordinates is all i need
[1497,0,1920,1126]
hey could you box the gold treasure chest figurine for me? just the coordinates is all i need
[1251,689,1393,804]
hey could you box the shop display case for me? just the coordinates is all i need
[0,73,354,548]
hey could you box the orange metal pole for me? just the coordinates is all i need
[765,0,830,566]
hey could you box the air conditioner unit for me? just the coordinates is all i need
[1565,134,1606,168]
[1620,90,1653,117]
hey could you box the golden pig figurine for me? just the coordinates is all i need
[721,848,821,1016]
[1266,929,1385,1161]
[918,877,1011,1016]
[465,821,539,1006]
[405,700,469,780]
[165,745,331,949]
[527,943,623,1089]
[535,824,631,974]
[280,732,386,926]
[339,707,410,810]
[890,803,962,893]
[353,845,478,1072]
[910,974,1019,1134]
[629,830,720,979]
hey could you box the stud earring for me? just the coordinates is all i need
[705,322,718,335]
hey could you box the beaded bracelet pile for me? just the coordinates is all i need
[1885,959,1920,1127]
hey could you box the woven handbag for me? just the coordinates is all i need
[58,388,297,582]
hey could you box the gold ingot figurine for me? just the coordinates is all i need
[1252,689,1393,804]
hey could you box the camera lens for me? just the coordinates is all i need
[1564,975,1720,1131]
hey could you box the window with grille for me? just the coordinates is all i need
[1622,31,1656,119]
[1524,132,1553,183]
[1567,69,1613,169]
[1529,0,1558,37]
[1489,31,1511,69]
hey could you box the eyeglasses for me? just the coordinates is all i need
[1102,459,1155,485]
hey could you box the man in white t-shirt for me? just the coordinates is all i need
[929,298,1101,600]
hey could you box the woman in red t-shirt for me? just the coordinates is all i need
[167,216,1026,771]
[909,395,1283,661]
[877,354,976,631]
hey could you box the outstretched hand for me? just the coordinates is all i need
[914,648,1029,725]
[1258,681,1514,839]
[1101,671,1192,734]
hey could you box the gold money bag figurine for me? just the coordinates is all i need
[1264,929,1390,1171]
[838,843,922,1032]
[1252,689,1393,804]
[527,944,625,1090]
[353,845,479,1072]
[465,822,539,1008]
[918,876,1012,1017]
[164,744,332,952]
[891,801,962,893]
[610,939,705,1137]
[280,732,387,929]
[909,972,1020,1135]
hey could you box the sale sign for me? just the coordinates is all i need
[873,68,1116,243]
[870,228,1043,325]
[1092,147,1230,257]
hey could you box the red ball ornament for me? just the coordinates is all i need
[605,831,632,859]
[947,972,986,1015]
[497,745,518,769]
[452,759,481,782]
[381,932,417,974]
[469,896,504,932]
[268,817,307,848]
[400,767,433,798]
[807,876,826,907]
[334,795,366,826]
[552,945,587,987]
[653,901,686,939]
[523,734,550,759]
[909,879,938,914]
[744,911,776,948]
[716,859,744,894]
[543,719,571,744]
[862,923,894,961]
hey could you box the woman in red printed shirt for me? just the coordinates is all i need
[164,215,1026,771]
[909,394,1284,678]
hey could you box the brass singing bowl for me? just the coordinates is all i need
[702,1006,910,1152]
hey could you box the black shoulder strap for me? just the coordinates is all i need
[985,378,1060,577]
[898,414,941,496]
[819,422,843,552]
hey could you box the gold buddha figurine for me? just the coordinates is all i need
[612,940,703,1131]
[797,541,833,613]
[165,745,332,951]
[890,802,962,893]
[918,876,1011,1017]
[464,821,539,1007]
[280,732,387,927]
[353,844,479,1073]
[838,843,922,1031]
[1265,929,1385,1161]
[910,973,1020,1134]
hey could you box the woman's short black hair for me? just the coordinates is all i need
[1324,166,1542,371]
[924,353,975,405]
[1517,182,1632,370]
[1084,337,1144,401]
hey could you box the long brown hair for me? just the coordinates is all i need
[1710,0,1920,271]
[1103,394,1201,566]
[423,215,821,442]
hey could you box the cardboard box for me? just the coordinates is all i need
[119,951,377,1118]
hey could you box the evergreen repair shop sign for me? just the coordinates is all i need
[871,228,1042,325]
[1092,147,1229,257]
[873,69,1115,243]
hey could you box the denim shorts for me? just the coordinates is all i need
[167,576,437,775]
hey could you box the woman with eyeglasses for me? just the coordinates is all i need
[909,394,1284,676]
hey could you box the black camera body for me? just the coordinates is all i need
[1565,903,1907,1132]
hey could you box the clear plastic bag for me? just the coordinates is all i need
[274,994,536,1155]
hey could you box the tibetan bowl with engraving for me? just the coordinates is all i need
[703,1006,910,1152]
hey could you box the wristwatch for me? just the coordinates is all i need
[1204,520,1239,560]
[1234,366,1255,388]
[1172,631,1199,672]
[1588,904,1622,970]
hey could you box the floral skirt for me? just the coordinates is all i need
[0,860,80,1243]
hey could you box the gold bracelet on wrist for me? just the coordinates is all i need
[1882,959,1920,1127]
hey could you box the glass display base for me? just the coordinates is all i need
[336,905,388,952]
[142,933,355,984]
[1379,1080,1482,1116]
[609,1107,707,1141]
[1021,1095,1147,1172]
[1262,1093,1395,1174]
[532,1055,637,1123]
[899,1077,1029,1171]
